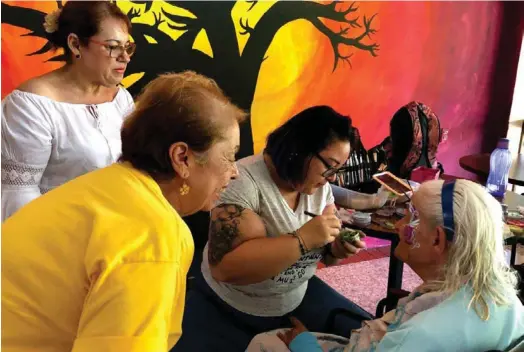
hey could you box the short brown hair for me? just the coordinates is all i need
[120,71,247,180]
[46,1,131,61]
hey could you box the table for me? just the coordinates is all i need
[502,191,524,265]
[364,216,402,292]
[348,212,403,314]
[459,153,524,186]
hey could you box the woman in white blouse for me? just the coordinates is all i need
[1,1,135,222]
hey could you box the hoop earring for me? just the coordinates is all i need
[180,182,190,196]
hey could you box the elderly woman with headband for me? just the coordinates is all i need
[2,71,246,351]
[248,179,524,351]
[2,1,135,222]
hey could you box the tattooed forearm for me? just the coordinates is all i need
[208,204,245,266]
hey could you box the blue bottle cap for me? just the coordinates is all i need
[497,138,509,149]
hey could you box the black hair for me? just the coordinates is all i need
[264,105,357,185]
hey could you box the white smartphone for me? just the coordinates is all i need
[372,171,412,196]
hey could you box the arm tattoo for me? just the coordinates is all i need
[208,204,245,266]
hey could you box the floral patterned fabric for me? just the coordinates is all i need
[247,286,449,352]
[399,102,443,177]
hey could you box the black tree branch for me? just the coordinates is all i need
[239,18,255,35]
[247,0,258,12]
[128,0,154,13]
[164,1,234,17]
[2,2,47,39]
[311,15,379,71]
[241,1,379,74]
[127,7,142,21]
[125,22,212,84]
[161,7,199,31]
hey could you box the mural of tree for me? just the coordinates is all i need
[1,0,379,158]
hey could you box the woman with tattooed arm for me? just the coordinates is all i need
[173,106,372,352]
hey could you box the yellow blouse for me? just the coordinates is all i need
[2,162,194,352]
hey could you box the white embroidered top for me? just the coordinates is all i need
[1,87,134,222]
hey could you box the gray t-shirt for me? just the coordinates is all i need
[201,154,334,317]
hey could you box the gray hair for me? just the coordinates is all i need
[416,179,518,320]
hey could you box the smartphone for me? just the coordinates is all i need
[372,171,412,196]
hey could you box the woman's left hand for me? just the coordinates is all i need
[330,231,366,259]
[277,317,309,347]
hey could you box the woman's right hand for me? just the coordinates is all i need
[277,317,309,347]
[298,208,341,250]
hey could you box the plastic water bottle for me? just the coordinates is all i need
[486,138,512,198]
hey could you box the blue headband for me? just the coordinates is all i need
[441,180,456,241]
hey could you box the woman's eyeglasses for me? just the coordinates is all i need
[90,39,136,58]
[315,153,346,179]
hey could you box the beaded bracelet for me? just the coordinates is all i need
[291,230,308,255]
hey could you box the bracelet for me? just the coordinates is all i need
[297,230,309,252]
[291,230,308,255]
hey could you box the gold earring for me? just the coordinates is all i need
[180,182,190,196]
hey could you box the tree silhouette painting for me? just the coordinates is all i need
[2,0,379,158]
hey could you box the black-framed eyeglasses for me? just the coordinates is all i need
[90,39,136,58]
[316,153,343,178]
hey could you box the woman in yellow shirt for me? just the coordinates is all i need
[2,71,246,352]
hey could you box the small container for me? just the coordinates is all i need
[501,203,509,221]
[352,212,372,227]
[353,212,371,220]
[507,211,524,221]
